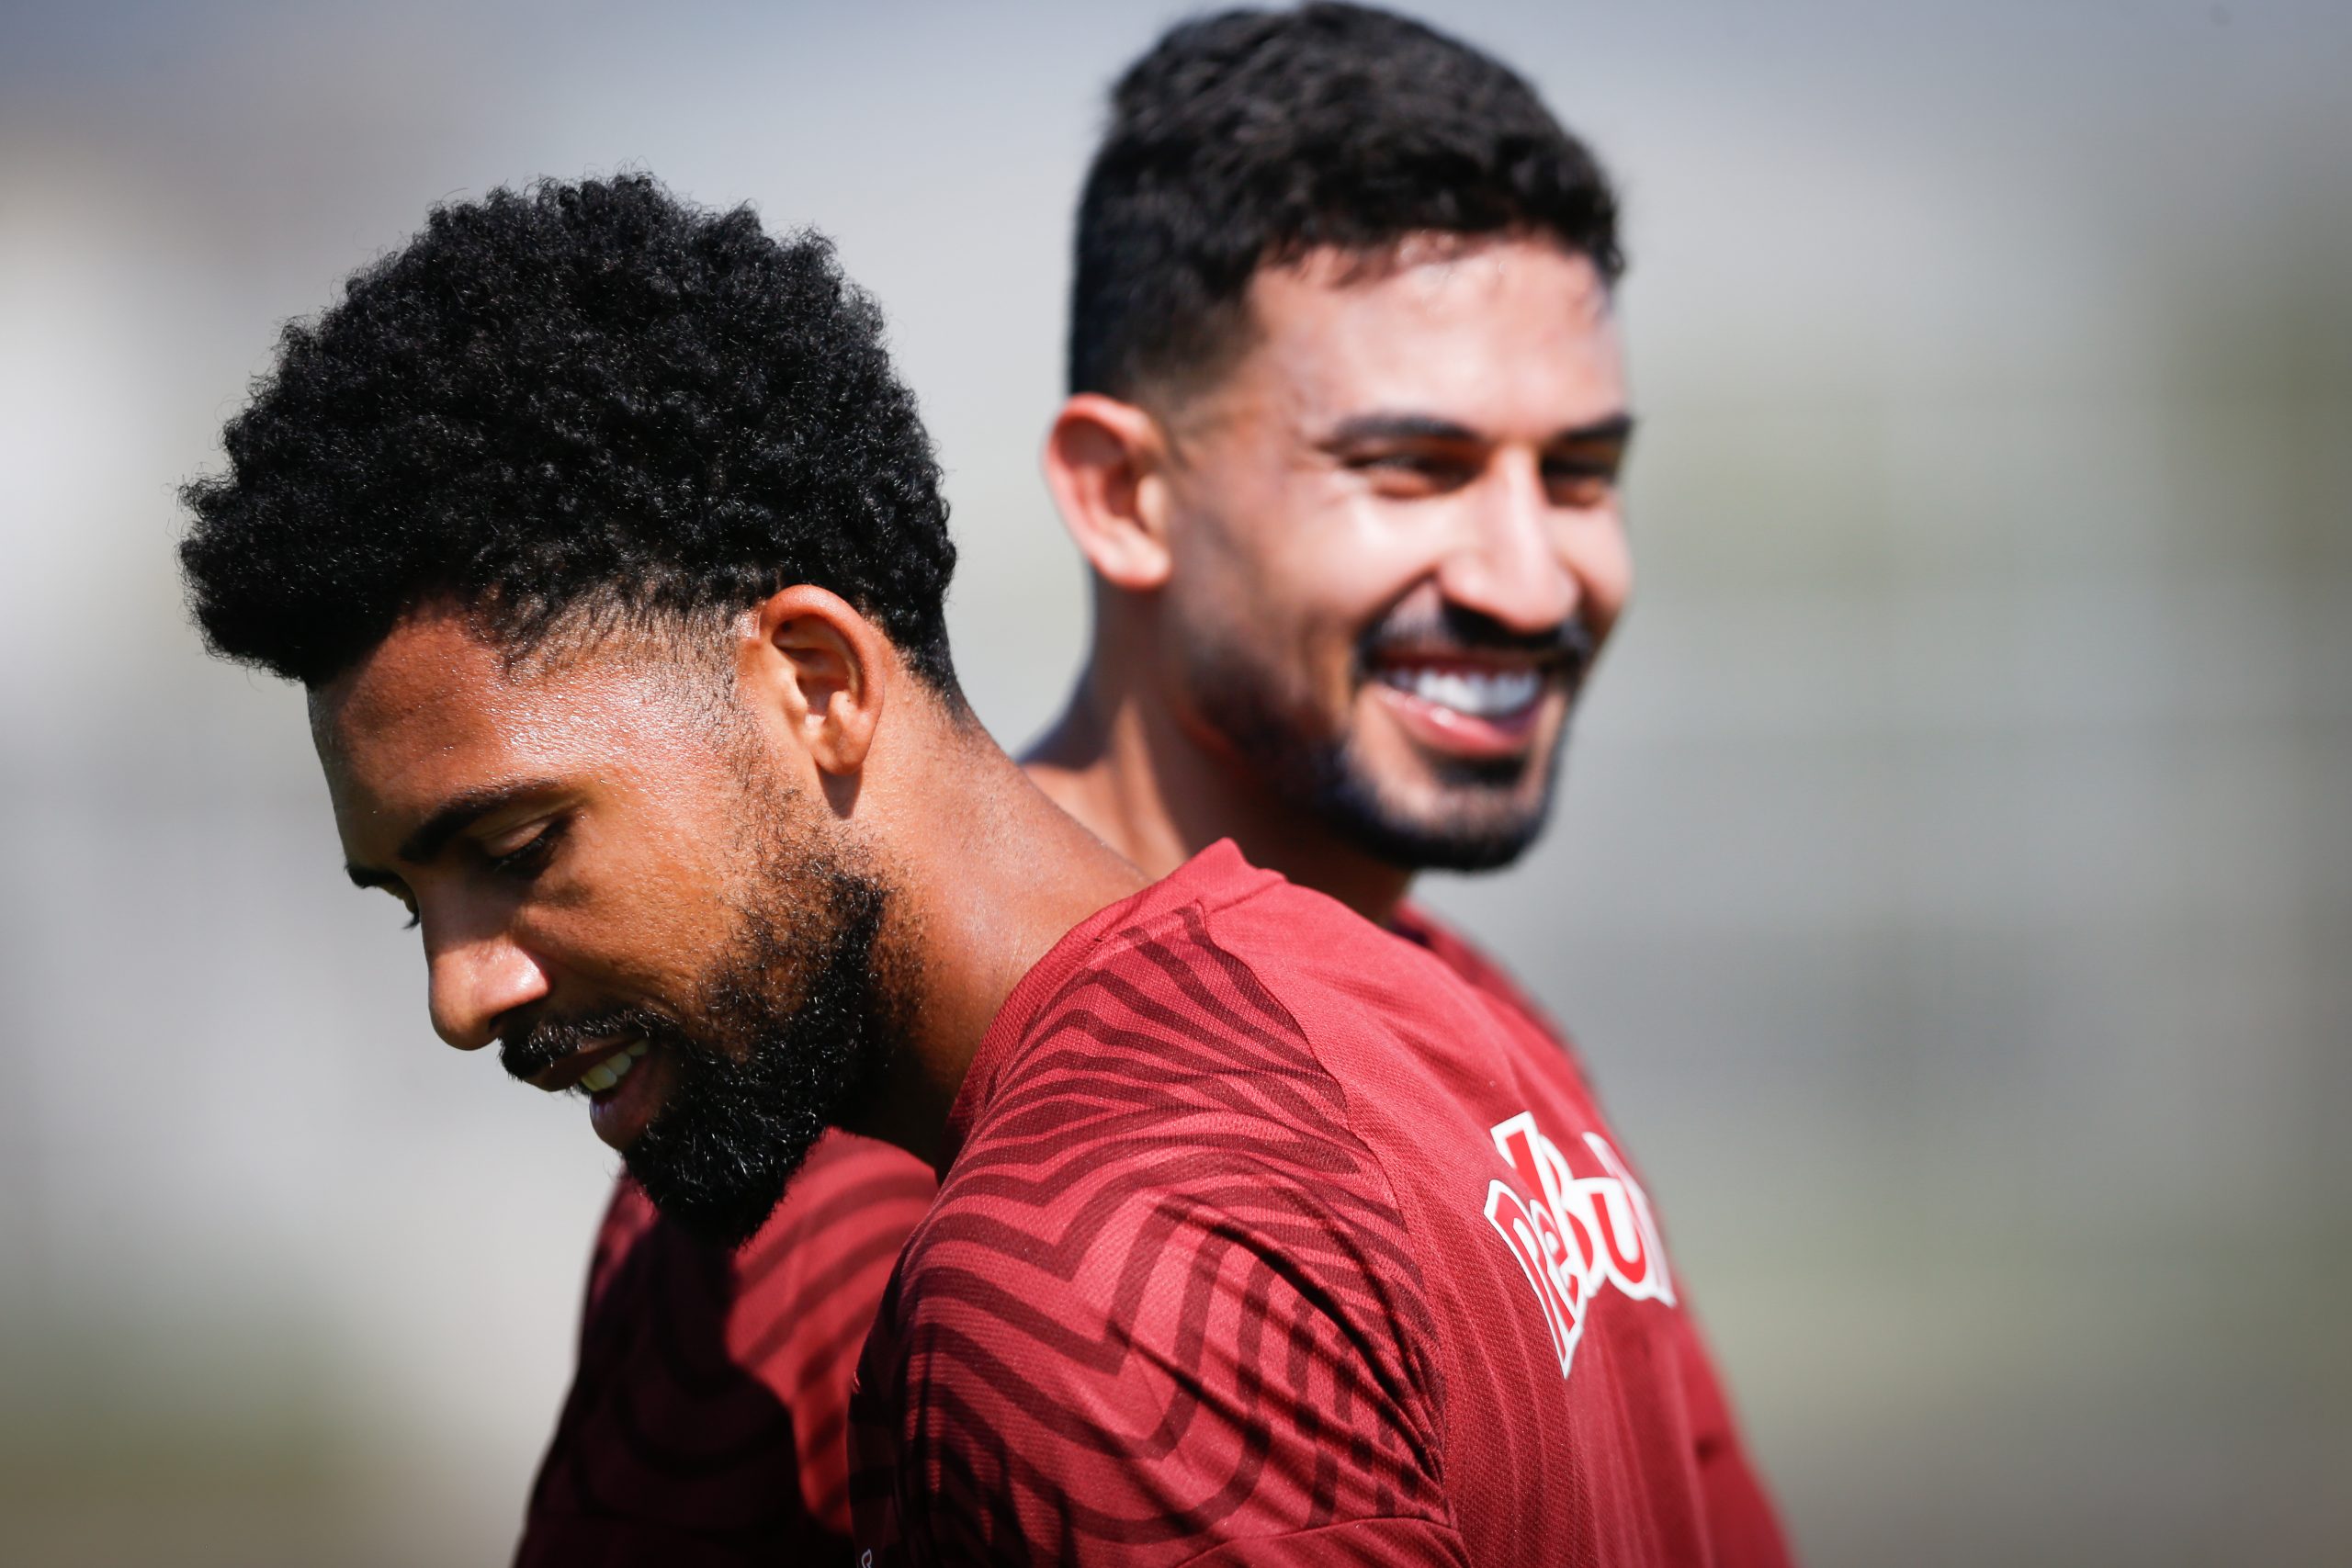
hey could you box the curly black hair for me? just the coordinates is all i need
[181,175,959,692]
[1069,2,1623,403]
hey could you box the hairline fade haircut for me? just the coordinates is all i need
[1069,1,1623,409]
[180,174,961,695]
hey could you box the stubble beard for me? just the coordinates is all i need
[1181,605,1589,874]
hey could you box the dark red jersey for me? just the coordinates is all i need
[1385,901,1792,1567]
[850,842,1792,1566]
[517,1130,934,1565]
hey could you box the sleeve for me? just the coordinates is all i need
[849,1110,1458,1567]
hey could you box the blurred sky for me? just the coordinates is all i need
[2,2,2347,1564]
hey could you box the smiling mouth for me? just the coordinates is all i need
[1372,661,1548,722]
[523,1032,650,1096]
[574,1040,650,1097]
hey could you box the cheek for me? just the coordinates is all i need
[538,811,745,983]
[1164,468,1433,712]
[530,886,708,1003]
[1167,540,1387,722]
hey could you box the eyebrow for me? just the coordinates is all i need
[344,778,560,889]
[1320,411,1637,448]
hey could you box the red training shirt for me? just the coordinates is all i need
[850,841,1792,1566]
[516,1130,934,1565]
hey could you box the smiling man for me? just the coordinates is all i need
[1028,187,1629,914]
[181,180,970,1562]
[854,6,1790,1564]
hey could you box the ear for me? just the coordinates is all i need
[738,585,889,777]
[1041,393,1174,592]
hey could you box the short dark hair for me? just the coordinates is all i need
[1069,2,1623,403]
[181,175,959,692]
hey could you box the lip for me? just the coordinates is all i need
[1367,646,1561,676]
[1373,682,1546,758]
[526,1032,646,1095]
[1364,652,1563,761]
[586,1044,670,1151]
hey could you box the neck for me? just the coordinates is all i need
[843,704,1149,1169]
[1023,625,1416,926]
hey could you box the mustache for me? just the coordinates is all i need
[499,1004,678,1084]
[1357,603,1599,675]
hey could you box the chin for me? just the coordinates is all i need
[1323,765,1557,874]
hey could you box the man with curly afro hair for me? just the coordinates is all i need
[181,174,1111,1559]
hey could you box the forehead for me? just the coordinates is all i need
[311,612,722,852]
[1231,236,1623,433]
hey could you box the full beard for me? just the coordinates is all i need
[499,837,903,1251]
[619,860,898,1248]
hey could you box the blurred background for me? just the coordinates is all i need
[3,1,2346,1562]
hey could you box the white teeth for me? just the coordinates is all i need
[578,1045,642,1097]
[1385,666,1543,718]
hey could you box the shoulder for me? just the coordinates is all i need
[941,880,1464,1290]
[856,895,1458,1560]
[906,895,1442,1351]
[979,886,1367,1133]
[1386,900,1593,1083]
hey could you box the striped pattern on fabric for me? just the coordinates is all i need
[851,879,1461,1567]
[850,842,1794,1568]
[516,1131,934,1565]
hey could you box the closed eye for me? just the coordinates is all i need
[1541,461,1618,508]
[1542,438,1627,508]
[481,817,567,882]
[1344,448,1477,495]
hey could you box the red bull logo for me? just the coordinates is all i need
[1481,1111,1675,1378]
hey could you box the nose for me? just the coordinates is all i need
[425,931,552,1052]
[1433,454,1582,635]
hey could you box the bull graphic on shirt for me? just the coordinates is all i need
[1482,1111,1676,1378]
